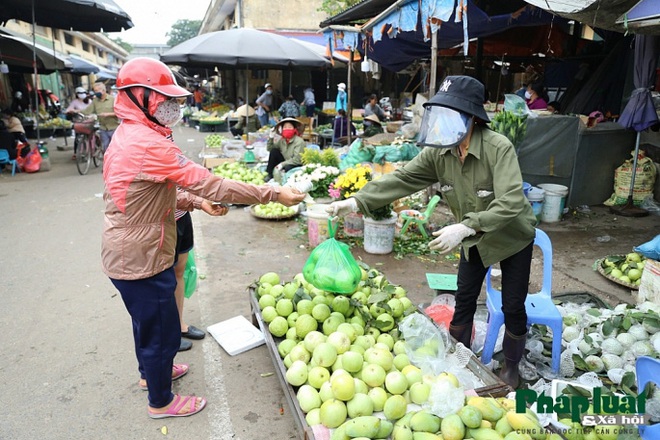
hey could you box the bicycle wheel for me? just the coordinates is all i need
[92,134,104,168]
[76,134,92,175]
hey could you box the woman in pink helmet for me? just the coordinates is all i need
[103,57,304,419]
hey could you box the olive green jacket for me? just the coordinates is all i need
[266,135,305,168]
[353,125,536,266]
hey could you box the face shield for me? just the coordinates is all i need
[417,105,474,149]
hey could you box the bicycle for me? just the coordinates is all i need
[72,113,102,175]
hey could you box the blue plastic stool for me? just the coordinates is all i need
[0,149,20,176]
[636,356,660,439]
[481,228,562,375]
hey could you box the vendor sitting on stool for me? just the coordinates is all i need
[362,114,384,137]
[230,104,259,138]
[266,118,305,181]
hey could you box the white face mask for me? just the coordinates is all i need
[77,93,87,99]
[524,91,532,100]
[154,99,183,127]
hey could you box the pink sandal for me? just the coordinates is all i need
[148,394,207,419]
[139,363,189,390]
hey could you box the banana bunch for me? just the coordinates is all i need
[490,111,528,147]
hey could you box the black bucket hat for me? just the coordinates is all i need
[424,76,490,122]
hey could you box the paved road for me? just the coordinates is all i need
[1,124,657,439]
[0,127,299,440]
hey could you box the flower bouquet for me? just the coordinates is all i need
[286,164,341,200]
[329,164,393,220]
[329,164,371,200]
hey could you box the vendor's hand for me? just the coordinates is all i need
[274,163,284,172]
[269,128,276,139]
[326,198,358,218]
[278,187,306,206]
[201,200,229,216]
[429,223,476,254]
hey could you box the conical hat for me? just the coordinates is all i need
[364,114,380,123]
[234,104,255,117]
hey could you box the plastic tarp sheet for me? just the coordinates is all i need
[516,115,581,179]
[364,1,559,72]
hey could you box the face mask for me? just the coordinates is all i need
[417,106,473,149]
[154,99,183,127]
[524,91,532,100]
[281,128,296,140]
[266,90,272,95]
[77,93,87,99]
[94,92,103,99]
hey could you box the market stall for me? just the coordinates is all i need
[199,135,660,438]
[516,115,637,207]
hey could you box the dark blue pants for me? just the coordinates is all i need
[450,241,534,336]
[111,267,180,408]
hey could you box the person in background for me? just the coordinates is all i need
[332,109,356,144]
[230,104,259,138]
[326,76,536,389]
[546,101,561,114]
[335,83,347,113]
[11,91,28,113]
[364,94,387,121]
[103,57,304,419]
[1,108,29,146]
[255,83,274,127]
[65,87,91,115]
[278,95,301,119]
[301,87,316,117]
[525,82,548,110]
[193,87,204,110]
[0,108,30,159]
[236,96,245,107]
[266,117,305,181]
[362,114,384,138]
[84,82,119,152]
[515,84,528,99]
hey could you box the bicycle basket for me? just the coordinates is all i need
[74,122,95,135]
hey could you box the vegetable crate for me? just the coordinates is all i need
[249,289,316,440]
[249,289,512,440]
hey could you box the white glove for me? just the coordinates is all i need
[269,128,276,139]
[326,198,358,217]
[429,223,476,254]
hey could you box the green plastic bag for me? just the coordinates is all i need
[303,221,362,294]
[183,249,198,299]
[340,138,375,170]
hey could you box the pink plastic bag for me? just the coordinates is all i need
[424,304,476,342]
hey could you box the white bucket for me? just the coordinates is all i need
[538,184,568,223]
[526,187,545,222]
[304,204,331,248]
[363,214,398,254]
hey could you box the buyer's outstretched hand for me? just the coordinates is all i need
[201,200,229,216]
[429,223,476,254]
[278,187,306,206]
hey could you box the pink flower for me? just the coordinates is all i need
[328,187,341,199]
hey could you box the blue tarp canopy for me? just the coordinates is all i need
[360,0,560,72]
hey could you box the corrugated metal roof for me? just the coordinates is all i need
[319,0,398,27]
